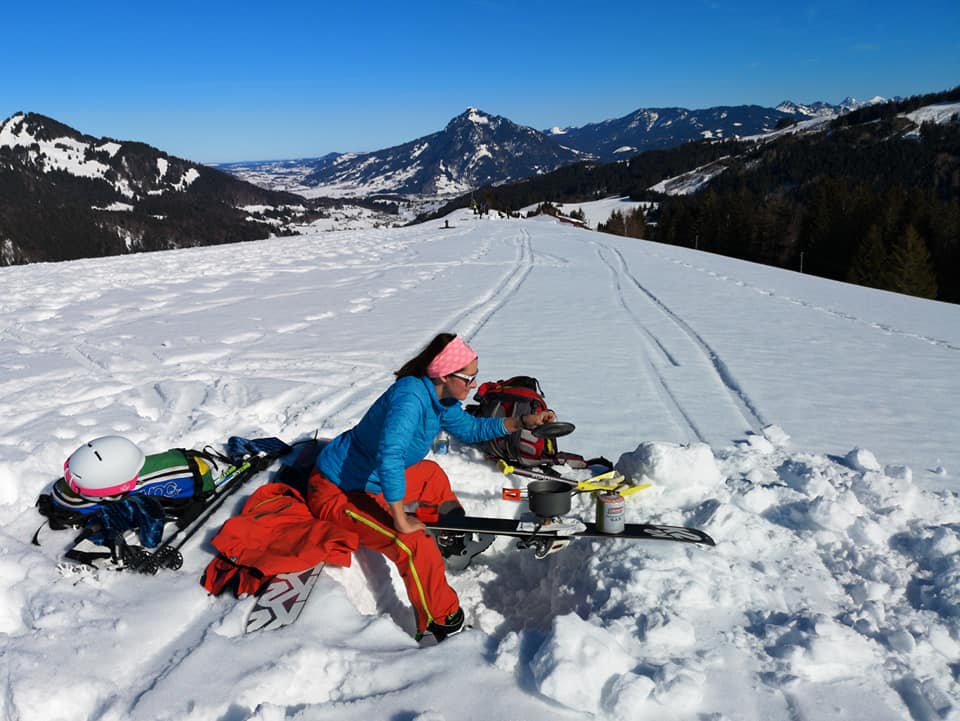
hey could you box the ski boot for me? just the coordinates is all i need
[421,607,466,643]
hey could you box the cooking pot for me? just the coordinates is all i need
[527,479,573,518]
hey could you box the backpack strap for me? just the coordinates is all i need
[35,491,87,530]
[178,446,234,500]
[179,450,207,501]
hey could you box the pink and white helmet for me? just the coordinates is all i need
[64,436,145,497]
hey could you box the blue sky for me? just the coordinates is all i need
[4,0,957,163]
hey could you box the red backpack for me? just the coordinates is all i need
[467,376,562,467]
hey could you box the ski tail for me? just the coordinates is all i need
[244,564,325,633]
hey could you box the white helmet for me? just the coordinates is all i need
[64,436,145,497]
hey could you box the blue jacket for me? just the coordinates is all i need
[318,375,508,503]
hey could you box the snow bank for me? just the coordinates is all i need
[845,447,882,472]
[529,613,636,713]
[615,441,723,505]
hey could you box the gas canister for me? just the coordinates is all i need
[595,491,625,534]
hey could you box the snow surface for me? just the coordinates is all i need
[905,102,960,128]
[649,158,730,196]
[0,112,122,192]
[467,107,491,126]
[2,206,959,721]
[0,113,202,199]
[92,202,135,212]
[549,196,653,229]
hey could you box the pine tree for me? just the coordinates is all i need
[847,225,889,289]
[888,224,939,299]
[624,207,647,238]
[598,209,626,236]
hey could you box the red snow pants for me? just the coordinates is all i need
[307,459,461,633]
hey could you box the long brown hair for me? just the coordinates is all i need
[395,333,456,378]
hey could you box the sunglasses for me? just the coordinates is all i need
[450,372,478,385]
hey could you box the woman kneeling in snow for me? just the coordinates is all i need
[307,333,554,642]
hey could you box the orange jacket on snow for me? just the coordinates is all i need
[201,482,358,596]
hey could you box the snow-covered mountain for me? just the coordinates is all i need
[216,97,900,198]
[650,97,960,197]
[299,107,587,198]
[549,98,893,162]
[2,207,958,720]
[220,100,884,197]
[775,96,890,117]
[0,112,316,265]
[221,104,811,197]
[547,105,801,160]
[0,112,298,205]
[775,100,838,117]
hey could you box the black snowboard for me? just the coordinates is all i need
[426,514,715,555]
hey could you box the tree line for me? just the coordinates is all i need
[650,119,960,301]
[424,138,753,220]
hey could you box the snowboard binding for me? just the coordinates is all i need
[514,514,586,558]
[516,534,572,559]
[435,531,496,571]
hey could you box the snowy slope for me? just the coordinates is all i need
[652,99,960,197]
[1,208,959,721]
[554,197,653,228]
[1,112,195,199]
[906,101,960,125]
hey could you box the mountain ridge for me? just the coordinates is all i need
[220,98,886,198]
[4,90,953,270]
[297,107,587,198]
[0,111,319,265]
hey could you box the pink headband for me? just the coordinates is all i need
[426,336,477,378]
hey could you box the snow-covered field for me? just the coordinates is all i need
[1,208,958,721]
[906,101,960,126]
[553,197,654,227]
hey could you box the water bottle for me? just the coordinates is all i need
[434,430,450,455]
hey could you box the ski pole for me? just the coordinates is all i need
[127,457,263,574]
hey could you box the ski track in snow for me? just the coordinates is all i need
[1,210,958,721]
[93,602,228,721]
[445,227,534,343]
[591,242,707,443]
[604,243,767,432]
[591,237,766,445]
[645,248,960,353]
